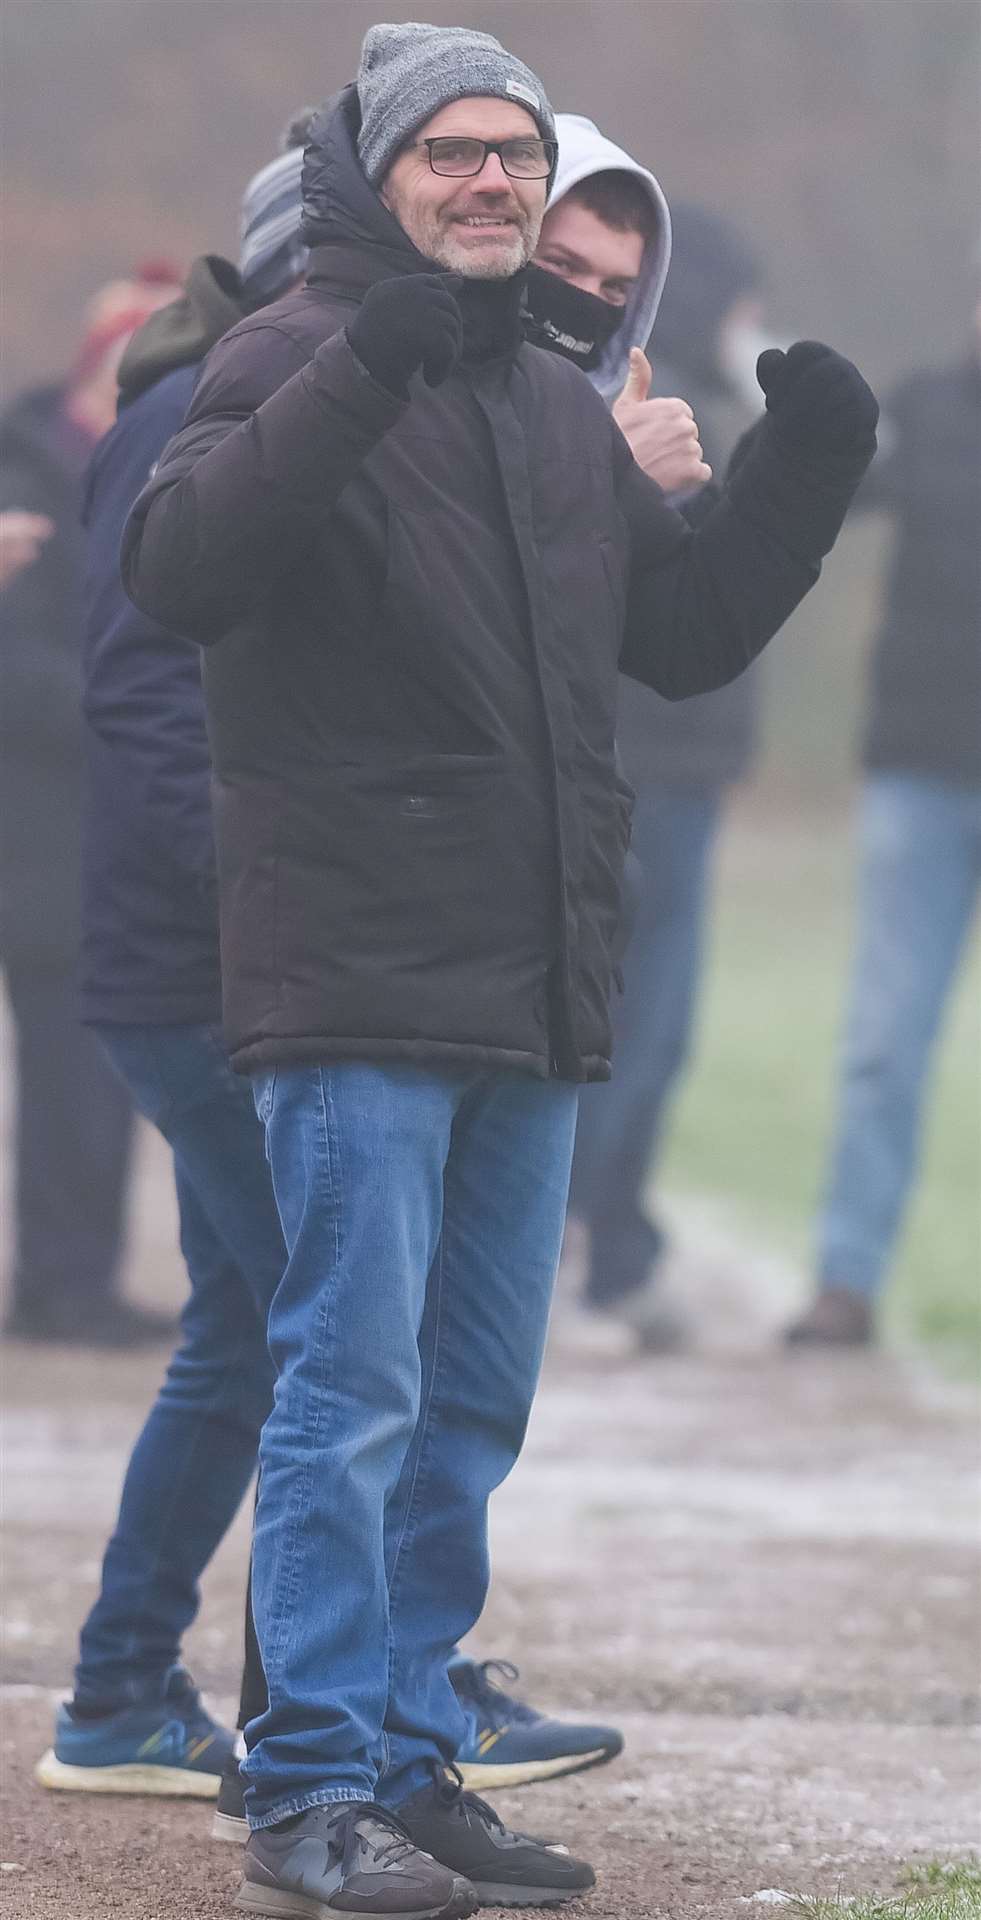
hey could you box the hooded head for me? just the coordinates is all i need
[354,24,556,282]
[356,23,556,190]
[526,113,671,400]
[118,113,314,404]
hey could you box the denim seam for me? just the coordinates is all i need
[386,1239,446,1604]
[382,1238,450,1789]
[258,1069,342,1727]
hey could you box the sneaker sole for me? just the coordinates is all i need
[212,1807,250,1843]
[458,1744,614,1789]
[233,1876,478,1919]
[471,1883,590,1910]
[34,1749,220,1798]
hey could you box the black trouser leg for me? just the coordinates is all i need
[6,966,134,1329]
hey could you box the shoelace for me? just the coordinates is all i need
[329,1803,418,1871]
[432,1764,562,1857]
[459,1659,539,1728]
[434,1763,505,1834]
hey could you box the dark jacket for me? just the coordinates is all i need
[79,258,246,1024]
[0,387,95,972]
[123,88,872,1083]
[862,357,980,785]
[615,204,765,792]
[616,353,761,791]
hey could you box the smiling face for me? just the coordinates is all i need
[380,97,549,279]
[534,195,645,307]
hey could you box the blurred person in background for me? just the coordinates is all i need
[38,112,623,1831]
[122,18,876,1910]
[786,299,981,1346]
[0,263,180,1348]
[0,512,55,587]
[563,199,775,1348]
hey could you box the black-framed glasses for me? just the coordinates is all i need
[419,136,557,180]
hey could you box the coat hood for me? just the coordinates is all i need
[117,255,247,405]
[549,114,671,402]
[302,84,447,273]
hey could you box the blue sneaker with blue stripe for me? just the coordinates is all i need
[451,1657,624,1790]
[35,1665,235,1798]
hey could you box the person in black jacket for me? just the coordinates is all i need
[38,113,627,1835]
[123,25,876,1915]
[34,125,313,1812]
[786,318,981,1346]
[0,265,180,1348]
[557,190,776,1344]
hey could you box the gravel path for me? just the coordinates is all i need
[1,1144,978,1917]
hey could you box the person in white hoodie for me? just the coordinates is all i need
[526,114,709,496]
[532,118,772,1347]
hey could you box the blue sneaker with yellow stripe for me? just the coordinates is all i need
[35,1665,234,1798]
[451,1656,624,1790]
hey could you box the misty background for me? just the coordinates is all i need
[2,0,979,1350]
[4,0,979,794]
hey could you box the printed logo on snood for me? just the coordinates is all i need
[523,264,625,370]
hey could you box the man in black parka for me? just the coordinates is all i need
[123,24,877,1916]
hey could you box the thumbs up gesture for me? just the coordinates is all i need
[612,348,712,493]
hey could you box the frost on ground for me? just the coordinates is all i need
[1,1152,979,1918]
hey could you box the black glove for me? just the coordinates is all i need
[347,273,464,399]
[756,341,878,458]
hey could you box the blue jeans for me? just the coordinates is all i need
[817,772,981,1297]
[569,782,724,1303]
[245,1062,578,1827]
[75,1023,284,1709]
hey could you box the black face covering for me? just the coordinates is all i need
[523,263,626,370]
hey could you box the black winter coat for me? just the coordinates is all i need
[615,353,761,792]
[862,357,980,785]
[80,256,248,1024]
[123,89,872,1083]
[80,365,223,1024]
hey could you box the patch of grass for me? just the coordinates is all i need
[657,802,981,1370]
[899,1863,981,1898]
[788,1860,981,1918]
[789,1899,974,1920]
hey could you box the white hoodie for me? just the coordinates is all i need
[550,114,672,404]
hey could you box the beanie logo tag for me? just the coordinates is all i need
[506,79,540,110]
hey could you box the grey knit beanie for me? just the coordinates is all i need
[239,110,316,299]
[356,22,556,188]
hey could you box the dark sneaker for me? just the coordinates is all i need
[398,1772,595,1909]
[35,1665,234,1797]
[213,1752,249,1843]
[451,1657,623,1789]
[235,1801,477,1918]
[784,1286,873,1347]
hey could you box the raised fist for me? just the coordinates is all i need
[756,340,878,458]
[346,273,464,399]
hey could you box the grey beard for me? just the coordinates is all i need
[398,200,541,279]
